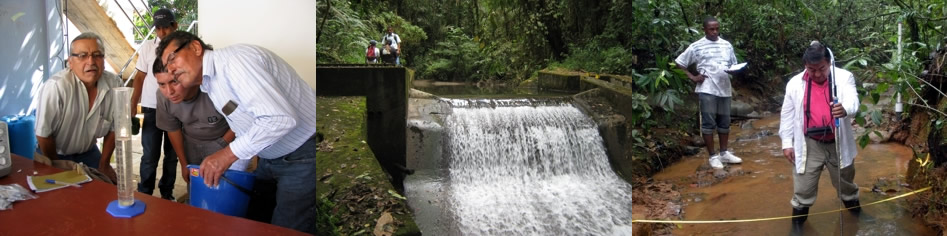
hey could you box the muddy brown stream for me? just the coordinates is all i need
[650,116,934,235]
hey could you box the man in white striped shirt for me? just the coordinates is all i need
[156,31,316,234]
[675,16,743,169]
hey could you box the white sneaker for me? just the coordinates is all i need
[720,150,743,164]
[709,154,724,169]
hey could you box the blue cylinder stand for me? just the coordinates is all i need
[106,199,146,218]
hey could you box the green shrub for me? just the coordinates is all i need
[316,197,340,236]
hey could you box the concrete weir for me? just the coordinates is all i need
[317,65,636,234]
[405,84,635,234]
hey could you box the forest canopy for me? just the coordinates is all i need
[316,0,633,81]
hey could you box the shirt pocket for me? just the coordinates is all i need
[224,105,253,135]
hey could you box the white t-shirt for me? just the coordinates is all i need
[675,37,738,97]
[135,38,160,108]
[381,33,401,50]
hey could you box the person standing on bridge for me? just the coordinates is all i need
[366,40,380,64]
[381,26,402,65]
[152,60,250,184]
[675,16,743,169]
[779,41,861,233]
[156,31,317,234]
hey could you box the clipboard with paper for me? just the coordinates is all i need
[725,62,748,74]
[26,167,91,193]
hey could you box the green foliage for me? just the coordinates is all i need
[630,91,653,128]
[417,26,482,81]
[845,7,943,148]
[632,56,687,112]
[317,0,375,63]
[552,35,631,75]
[316,1,426,64]
[316,0,637,81]
[368,12,429,64]
[132,1,198,41]
[316,196,340,236]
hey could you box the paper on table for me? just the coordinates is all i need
[26,168,91,193]
[727,62,748,72]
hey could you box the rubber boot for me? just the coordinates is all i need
[843,199,861,216]
[791,207,809,236]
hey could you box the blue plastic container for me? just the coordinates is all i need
[1,115,36,159]
[187,164,255,217]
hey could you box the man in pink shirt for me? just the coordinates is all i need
[779,41,861,234]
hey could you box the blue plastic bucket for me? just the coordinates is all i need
[187,164,255,217]
[1,115,36,159]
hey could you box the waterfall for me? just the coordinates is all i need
[442,98,633,235]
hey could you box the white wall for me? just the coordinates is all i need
[198,0,316,88]
[0,0,65,116]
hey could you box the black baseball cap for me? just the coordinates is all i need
[153,9,175,28]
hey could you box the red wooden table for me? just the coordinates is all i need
[0,154,308,235]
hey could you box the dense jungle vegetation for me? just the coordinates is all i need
[316,0,633,81]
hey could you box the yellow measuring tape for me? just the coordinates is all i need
[631,186,931,224]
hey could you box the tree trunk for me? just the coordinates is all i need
[316,0,331,42]
[535,0,566,59]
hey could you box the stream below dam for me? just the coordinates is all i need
[653,116,934,235]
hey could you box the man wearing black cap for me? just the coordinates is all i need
[131,8,180,200]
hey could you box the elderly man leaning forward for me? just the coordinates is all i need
[151,60,249,184]
[35,32,120,181]
[156,31,317,234]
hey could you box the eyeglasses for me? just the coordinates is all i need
[70,52,105,61]
[164,39,192,68]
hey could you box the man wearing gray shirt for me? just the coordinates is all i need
[153,61,248,184]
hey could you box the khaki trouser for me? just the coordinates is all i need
[791,137,859,208]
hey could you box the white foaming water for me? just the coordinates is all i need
[444,99,633,235]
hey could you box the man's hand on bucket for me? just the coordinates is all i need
[199,147,238,188]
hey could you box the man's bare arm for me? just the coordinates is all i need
[36,135,58,160]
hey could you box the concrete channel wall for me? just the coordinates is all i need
[316,64,411,189]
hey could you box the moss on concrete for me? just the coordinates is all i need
[317,96,419,236]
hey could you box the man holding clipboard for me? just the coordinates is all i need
[675,16,744,169]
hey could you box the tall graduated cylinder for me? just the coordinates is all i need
[112,87,135,207]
